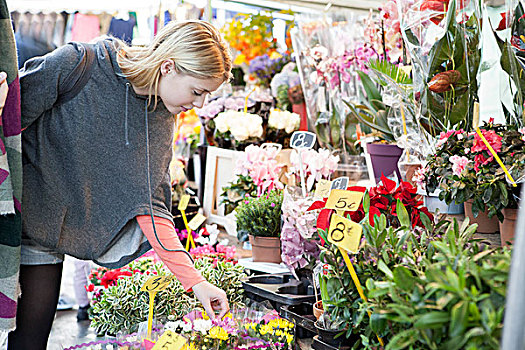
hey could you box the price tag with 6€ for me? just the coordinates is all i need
[314,179,332,199]
[325,189,364,212]
[328,214,363,253]
[290,131,316,150]
[188,213,207,231]
[178,194,191,211]
[152,330,187,350]
[141,275,174,293]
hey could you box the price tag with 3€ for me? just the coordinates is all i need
[152,330,187,350]
[325,190,364,212]
[178,195,190,211]
[141,275,174,293]
[328,214,363,253]
[290,131,316,150]
[188,213,207,231]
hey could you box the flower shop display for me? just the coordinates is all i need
[235,190,283,263]
[288,148,339,192]
[164,306,295,350]
[214,110,264,146]
[89,256,246,336]
[420,120,524,236]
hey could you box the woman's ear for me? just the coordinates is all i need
[160,59,175,76]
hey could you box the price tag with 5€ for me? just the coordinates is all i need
[141,275,174,293]
[188,213,207,231]
[290,131,316,149]
[314,179,332,199]
[178,195,191,211]
[325,189,364,212]
[152,330,187,350]
[328,214,363,253]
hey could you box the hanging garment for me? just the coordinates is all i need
[0,0,22,333]
[108,16,135,44]
[71,13,100,43]
[15,32,55,69]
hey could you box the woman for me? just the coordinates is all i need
[9,20,232,349]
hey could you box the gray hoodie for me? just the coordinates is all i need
[20,39,174,266]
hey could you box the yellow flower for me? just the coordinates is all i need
[233,54,246,65]
[269,51,283,60]
[286,333,294,344]
[209,326,229,341]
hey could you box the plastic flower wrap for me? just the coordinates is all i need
[397,0,482,135]
[270,62,301,111]
[280,186,320,274]
[288,148,340,191]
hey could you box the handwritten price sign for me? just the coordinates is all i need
[141,275,174,293]
[152,330,187,350]
[290,131,316,149]
[330,177,349,190]
[325,190,364,212]
[328,214,363,253]
[178,195,190,211]
[314,179,332,199]
[188,213,206,231]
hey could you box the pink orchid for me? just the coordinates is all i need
[519,127,525,141]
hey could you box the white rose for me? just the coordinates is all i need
[230,124,250,141]
[284,112,300,133]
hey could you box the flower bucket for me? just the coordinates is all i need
[464,200,499,234]
[366,143,403,183]
[424,196,464,215]
[249,235,282,264]
[500,208,518,247]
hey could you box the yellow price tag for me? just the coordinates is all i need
[325,190,364,212]
[314,179,332,199]
[328,214,363,253]
[188,213,207,231]
[178,195,190,211]
[141,275,174,292]
[152,330,187,350]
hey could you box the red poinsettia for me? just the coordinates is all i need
[308,176,433,242]
[99,268,133,288]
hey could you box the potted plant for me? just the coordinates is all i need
[235,190,284,263]
[420,120,524,237]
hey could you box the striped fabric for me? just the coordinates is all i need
[0,0,22,332]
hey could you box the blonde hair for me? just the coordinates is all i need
[116,20,232,109]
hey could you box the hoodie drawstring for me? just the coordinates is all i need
[143,100,194,262]
[124,83,130,145]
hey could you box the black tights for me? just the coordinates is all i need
[8,263,63,350]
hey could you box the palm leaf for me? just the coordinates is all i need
[369,59,412,86]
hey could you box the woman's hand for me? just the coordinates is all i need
[0,72,8,114]
[192,281,230,320]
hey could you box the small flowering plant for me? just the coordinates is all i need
[189,244,238,265]
[421,120,525,221]
[235,190,283,242]
[248,53,291,87]
[288,148,339,192]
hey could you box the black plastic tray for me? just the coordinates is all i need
[280,303,317,339]
[242,273,318,311]
[312,335,352,350]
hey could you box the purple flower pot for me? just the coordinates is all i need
[366,143,403,183]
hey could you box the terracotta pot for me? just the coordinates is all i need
[464,200,499,234]
[313,300,324,320]
[500,208,518,247]
[249,235,282,264]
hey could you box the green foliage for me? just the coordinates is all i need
[90,259,246,336]
[221,175,257,215]
[235,190,283,241]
